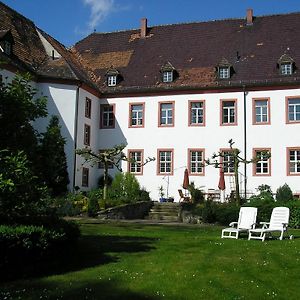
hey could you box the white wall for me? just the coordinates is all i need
[74,88,104,190]
[35,83,77,188]
[96,87,300,201]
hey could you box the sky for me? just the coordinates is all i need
[2,0,300,47]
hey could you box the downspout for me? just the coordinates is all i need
[243,85,248,201]
[72,82,81,191]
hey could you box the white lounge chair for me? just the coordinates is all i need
[248,207,290,241]
[221,207,257,239]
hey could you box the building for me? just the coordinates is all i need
[1,2,300,201]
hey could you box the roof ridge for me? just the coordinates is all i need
[75,10,300,39]
[0,1,36,27]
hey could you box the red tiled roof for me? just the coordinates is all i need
[74,12,300,95]
[0,1,96,89]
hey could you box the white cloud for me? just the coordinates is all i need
[83,0,115,30]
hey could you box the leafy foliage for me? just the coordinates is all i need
[38,116,69,196]
[0,73,47,159]
[188,182,204,204]
[0,150,48,217]
[276,183,294,202]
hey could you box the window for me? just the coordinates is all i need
[219,67,230,79]
[253,149,271,176]
[82,168,89,187]
[162,71,173,83]
[157,149,173,175]
[85,98,92,118]
[98,149,114,169]
[129,103,144,127]
[221,99,237,125]
[220,150,234,174]
[107,75,117,87]
[189,101,205,126]
[128,150,143,174]
[188,149,205,175]
[83,124,91,146]
[287,148,300,175]
[3,41,11,55]
[281,63,292,75]
[253,98,270,125]
[286,97,300,123]
[159,102,174,127]
[100,104,115,128]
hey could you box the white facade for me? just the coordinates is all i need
[2,64,300,200]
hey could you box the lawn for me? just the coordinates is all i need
[1,221,300,300]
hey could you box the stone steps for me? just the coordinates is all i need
[148,202,181,222]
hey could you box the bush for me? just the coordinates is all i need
[0,150,49,218]
[87,190,101,217]
[245,196,275,223]
[188,182,204,204]
[276,183,294,202]
[215,203,240,225]
[108,172,150,204]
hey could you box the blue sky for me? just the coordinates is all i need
[2,0,300,46]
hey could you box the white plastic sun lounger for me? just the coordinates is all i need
[221,207,257,239]
[248,207,290,241]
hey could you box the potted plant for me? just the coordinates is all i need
[158,185,166,202]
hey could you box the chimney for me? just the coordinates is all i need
[246,8,253,25]
[140,18,148,38]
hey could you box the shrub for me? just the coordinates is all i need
[201,200,217,223]
[215,203,240,225]
[245,196,275,223]
[0,150,49,218]
[108,172,149,204]
[188,182,204,204]
[87,190,101,217]
[276,183,294,202]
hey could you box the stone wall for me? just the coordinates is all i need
[98,201,153,220]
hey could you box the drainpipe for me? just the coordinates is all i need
[243,85,248,201]
[72,83,81,191]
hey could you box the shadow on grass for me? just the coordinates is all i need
[1,234,157,282]
[0,279,162,300]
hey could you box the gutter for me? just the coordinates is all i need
[243,86,248,200]
[72,82,81,191]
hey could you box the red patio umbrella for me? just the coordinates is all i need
[183,168,189,195]
[218,167,226,191]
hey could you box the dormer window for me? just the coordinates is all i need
[107,75,117,86]
[106,67,120,87]
[278,54,294,76]
[219,67,230,79]
[280,63,292,75]
[0,30,14,56]
[3,40,11,55]
[163,71,173,83]
[161,62,176,83]
[217,58,232,79]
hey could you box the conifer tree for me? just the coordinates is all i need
[39,115,69,196]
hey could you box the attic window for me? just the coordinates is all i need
[280,63,292,75]
[106,67,120,87]
[3,41,11,55]
[278,54,294,76]
[107,75,117,87]
[163,71,173,83]
[219,67,230,79]
[161,62,175,83]
[217,58,232,79]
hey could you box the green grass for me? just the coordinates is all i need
[1,222,300,300]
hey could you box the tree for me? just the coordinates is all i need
[205,139,270,206]
[0,73,47,160]
[76,144,155,200]
[0,150,48,217]
[38,115,69,197]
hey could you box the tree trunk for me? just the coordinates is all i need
[234,155,241,206]
[103,161,108,201]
